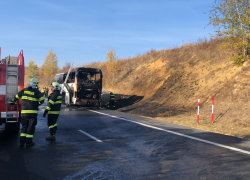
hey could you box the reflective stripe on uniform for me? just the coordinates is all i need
[20,133,26,137]
[49,100,55,105]
[21,110,38,113]
[48,111,60,114]
[26,134,33,138]
[16,94,20,99]
[49,125,54,129]
[39,96,45,101]
[54,101,62,104]
[49,123,58,129]
[57,96,62,99]
[110,95,116,100]
[22,96,38,101]
[46,106,51,110]
[24,91,34,95]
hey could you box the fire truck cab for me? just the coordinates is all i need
[0,49,24,133]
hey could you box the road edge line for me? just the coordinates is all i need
[88,110,250,155]
[78,130,103,143]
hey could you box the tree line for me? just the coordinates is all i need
[26,49,119,87]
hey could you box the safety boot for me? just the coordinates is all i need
[46,135,55,141]
[20,135,26,147]
[26,138,35,147]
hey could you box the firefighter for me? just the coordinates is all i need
[107,92,116,109]
[42,87,45,93]
[45,87,49,99]
[43,82,62,141]
[12,78,45,147]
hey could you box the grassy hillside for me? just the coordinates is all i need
[99,38,250,139]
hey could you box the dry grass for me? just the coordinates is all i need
[106,37,250,140]
[154,100,250,139]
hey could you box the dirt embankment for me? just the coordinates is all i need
[105,38,250,139]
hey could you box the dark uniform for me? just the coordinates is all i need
[43,90,62,139]
[39,88,45,105]
[45,88,49,98]
[108,92,116,109]
[42,88,45,94]
[12,86,45,146]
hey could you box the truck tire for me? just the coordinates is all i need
[5,123,20,134]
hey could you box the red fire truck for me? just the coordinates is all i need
[0,48,24,133]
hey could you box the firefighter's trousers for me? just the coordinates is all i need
[47,116,58,136]
[20,117,37,145]
[108,100,115,109]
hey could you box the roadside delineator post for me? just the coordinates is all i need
[197,97,200,124]
[212,96,214,123]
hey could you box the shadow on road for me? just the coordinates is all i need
[101,93,144,110]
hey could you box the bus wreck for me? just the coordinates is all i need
[55,67,102,106]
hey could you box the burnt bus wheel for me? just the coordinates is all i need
[5,123,20,134]
[94,101,99,107]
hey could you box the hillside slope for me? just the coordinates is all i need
[104,39,250,139]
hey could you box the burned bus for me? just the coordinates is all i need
[55,67,102,106]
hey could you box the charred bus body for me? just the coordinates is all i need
[55,67,102,106]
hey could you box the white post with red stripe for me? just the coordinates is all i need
[212,96,214,123]
[197,97,200,124]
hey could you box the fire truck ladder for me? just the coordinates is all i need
[5,56,19,123]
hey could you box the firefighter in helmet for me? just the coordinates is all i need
[107,92,116,109]
[12,78,45,147]
[43,82,62,141]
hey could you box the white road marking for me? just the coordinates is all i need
[78,130,102,143]
[89,110,250,155]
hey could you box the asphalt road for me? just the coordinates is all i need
[1,101,250,180]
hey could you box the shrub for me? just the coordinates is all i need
[230,55,246,66]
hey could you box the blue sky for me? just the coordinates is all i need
[0,0,215,68]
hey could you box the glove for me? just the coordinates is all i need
[11,99,16,105]
[43,109,48,117]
